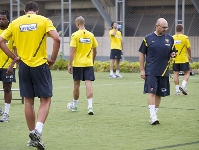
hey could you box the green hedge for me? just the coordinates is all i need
[51,56,199,74]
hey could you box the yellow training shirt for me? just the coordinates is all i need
[109,29,122,50]
[70,29,98,67]
[173,34,191,63]
[1,14,56,67]
[0,29,16,68]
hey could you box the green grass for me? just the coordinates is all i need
[0,71,198,150]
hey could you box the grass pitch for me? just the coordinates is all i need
[0,71,198,150]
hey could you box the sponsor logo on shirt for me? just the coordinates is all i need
[174,40,182,44]
[165,39,170,46]
[79,38,90,43]
[19,24,37,32]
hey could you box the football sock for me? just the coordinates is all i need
[73,99,78,107]
[35,122,44,134]
[116,70,119,75]
[182,80,187,88]
[110,70,113,75]
[148,105,155,116]
[87,98,93,108]
[4,103,10,114]
[155,108,158,115]
[175,85,180,92]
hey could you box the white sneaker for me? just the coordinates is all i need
[109,75,116,78]
[175,91,181,96]
[67,102,78,112]
[0,113,9,122]
[88,107,94,115]
[179,86,187,95]
[115,74,123,78]
[0,108,3,116]
[150,115,157,125]
[149,115,160,124]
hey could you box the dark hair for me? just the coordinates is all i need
[111,22,116,29]
[0,10,10,22]
[25,1,39,12]
[176,24,183,32]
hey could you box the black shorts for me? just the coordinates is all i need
[73,67,95,81]
[173,62,190,71]
[110,49,122,59]
[0,68,16,82]
[18,61,52,98]
[144,76,170,97]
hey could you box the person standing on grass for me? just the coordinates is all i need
[67,16,98,115]
[172,24,192,96]
[0,1,60,149]
[139,18,177,125]
[0,10,17,122]
[109,22,123,78]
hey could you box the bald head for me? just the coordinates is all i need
[75,16,85,26]
[156,18,168,26]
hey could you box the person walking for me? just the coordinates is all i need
[0,10,17,122]
[109,22,123,78]
[139,18,177,125]
[172,24,192,95]
[0,1,60,149]
[67,16,98,115]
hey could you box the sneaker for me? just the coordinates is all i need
[175,91,181,96]
[67,102,78,112]
[0,113,9,122]
[88,107,94,115]
[29,129,45,150]
[150,115,157,125]
[0,108,3,116]
[27,139,36,147]
[115,74,123,78]
[109,75,116,78]
[149,115,160,124]
[179,86,187,95]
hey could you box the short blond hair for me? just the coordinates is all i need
[75,16,85,25]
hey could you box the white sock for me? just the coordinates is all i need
[116,70,119,75]
[4,103,10,114]
[88,98,93,108]
[35,122,44,134]
[182,80,187,88]
[73,99,78,107]
[155,108,158,115]
[175,85,180,92]
[110,70,113,75]
[148,105,155,117]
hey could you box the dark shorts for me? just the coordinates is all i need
[18,61,52,98]
[73,67,95,81]
[173,62,190,72]
[110,49,122,59]
[144,76,170,97]
[0,68,16,82]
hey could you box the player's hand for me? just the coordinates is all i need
[189,57,193,63]
[140,70,146,80]
[6,66,13,76]
[68,65,72,74]
[13,57,20,65]
[170,52,176,58]
[47,59,55,68]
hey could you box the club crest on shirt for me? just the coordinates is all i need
[165,39,169,43]
[79,38,90,44]
[19,23,37,32]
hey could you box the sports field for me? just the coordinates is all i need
[0,71,198,150]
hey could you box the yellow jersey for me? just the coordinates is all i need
[109,29,122,50]
[1,14,56,67]
[70,29,98,67]
[0,29,16,68]
[173,34,191,63]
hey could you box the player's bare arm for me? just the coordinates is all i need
[139,52,146,79]
[68,47,76,74]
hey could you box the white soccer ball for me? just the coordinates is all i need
[67,102,73,110]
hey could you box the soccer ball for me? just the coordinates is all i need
[67,102,73,110]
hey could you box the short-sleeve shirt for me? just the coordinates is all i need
[139,32,176,76]
[0,14,56,67]
[109,29,122,50]
[70,29,98,67]
[0,29,16,68]
[172,34,191,63]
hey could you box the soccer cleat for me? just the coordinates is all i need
[27,139,36,147]
[0,113,9,122]
[150,115,157,125]
[149,115,160,124]
[115,74,123,78]
[175,91,181,96]
[0,107,3,116]
[109,75,116,78]
[29,129,45,150]
[179,86,187,95]
[67,102,78,112]
[88,107,94,115]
